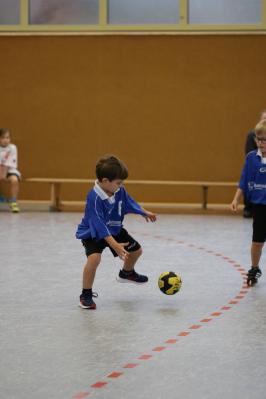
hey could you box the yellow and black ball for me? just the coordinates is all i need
[158,271,182,295]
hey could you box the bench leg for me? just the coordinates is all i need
[50,183,61,211]
[202,186,208,210]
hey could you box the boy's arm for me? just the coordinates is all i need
[231,188,243,212]
[123,189,157,221]
[5,145,18,168]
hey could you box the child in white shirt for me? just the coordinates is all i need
[0,128,21,212]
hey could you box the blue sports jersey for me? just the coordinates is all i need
[239,150,266,204]
[76,182,146,240]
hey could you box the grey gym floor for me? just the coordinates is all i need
[1,212,266,399]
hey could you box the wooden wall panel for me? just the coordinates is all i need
[0,35,266,203]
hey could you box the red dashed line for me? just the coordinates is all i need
[72,235,251,398]
[91,382,107,389]
[73,392,90,399]
[107,372,123,379]
[165,339,178,344]
[178,331,190,336]
[123,363,139,369]
[138,354,153,360]
[152,346,166,352]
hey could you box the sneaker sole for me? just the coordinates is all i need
[116,277,148,285]
[79,302,96,309]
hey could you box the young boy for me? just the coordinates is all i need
[0,128,20,213]
[231,119,266,285]
[76,155,157,309]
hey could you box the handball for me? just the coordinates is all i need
[158,271,182,295]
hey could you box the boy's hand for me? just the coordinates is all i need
[230,199,238,212]
[113,242,129,260]
[143,210,157,222]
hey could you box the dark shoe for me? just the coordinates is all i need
[247,267,262,286]
[117,269,148,284]
[79,292,98,309]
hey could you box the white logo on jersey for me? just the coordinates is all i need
[118,201,122,216]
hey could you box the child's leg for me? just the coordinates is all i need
[7,175,19,201]
[82,253,101,289]
[123,248,143,272]
[251,242,264,267]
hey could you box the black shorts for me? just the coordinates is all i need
[81,228,141,257]
[252,204,266,243]
[6,173,21,181]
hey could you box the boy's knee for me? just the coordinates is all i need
[8,175,19,183]
[132,247,142,257]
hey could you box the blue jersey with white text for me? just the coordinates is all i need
[76,185,145,240]
[239,150,266,204]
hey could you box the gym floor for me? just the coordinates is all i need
[1,212,266,399]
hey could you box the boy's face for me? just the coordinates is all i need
[0,132,10,147]
[255,132,266,155]
[99,178,124,196]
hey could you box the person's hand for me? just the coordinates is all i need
[230,199,238,212]
[143,211,157,222]
[114,242,129,260]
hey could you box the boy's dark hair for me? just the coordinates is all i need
[96,155,128,181]
[0,128,9,138]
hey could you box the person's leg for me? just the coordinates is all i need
[122,247,143,272]
[7,175,19,201]
[251,242,264,267]
[80,253,101,309]
[82,253,101,289]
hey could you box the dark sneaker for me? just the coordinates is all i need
[117,269,148,284]
[247,267,262,286]
[79,292,98,309]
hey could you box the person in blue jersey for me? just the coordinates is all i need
[76,155,157,309]
[231,119,266,285]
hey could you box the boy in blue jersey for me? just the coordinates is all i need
[231,119,266,285]
[76,155,157,309]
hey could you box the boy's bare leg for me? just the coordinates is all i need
[83,253,101,289]
[123,248,143,272]
[251,242,264,267]
[7,175,19,200]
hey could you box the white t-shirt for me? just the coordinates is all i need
[0,144,20,176]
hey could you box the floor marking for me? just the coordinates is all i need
[152,346,166,352]
[123,363,139,369]
[73,392,90,399]
[73,233,251,398]
[107,372,123,378]
[91,382,107,388]
[189,325,202,330]
[165,339,178,344]
[138,354,153,360]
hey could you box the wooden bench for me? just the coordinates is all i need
[26,177,238,212]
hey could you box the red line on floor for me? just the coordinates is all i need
[91,382,107,389]
[123,363,139,369]
[178,332,190,336]
[73,392,90,399]
[107,372,123,378]
[189,325,202,330]
[152,346,166,352]
[138,354,153,360]
[165,339,178,344]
